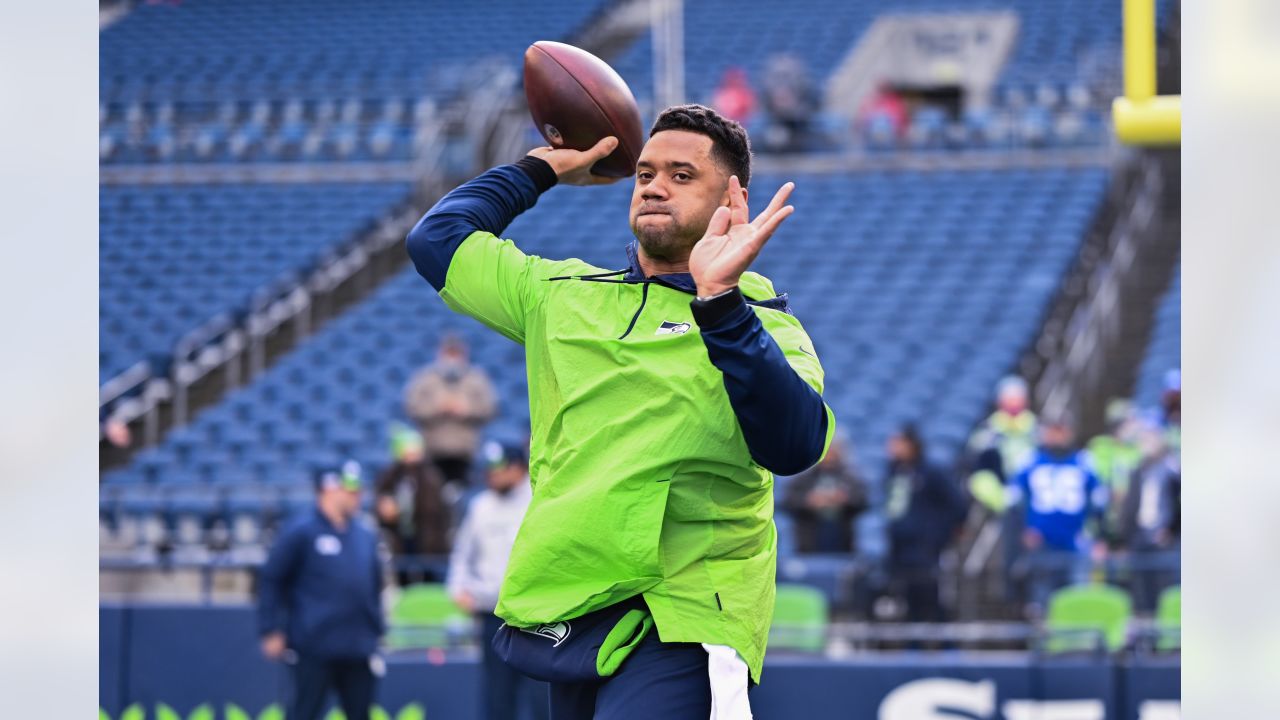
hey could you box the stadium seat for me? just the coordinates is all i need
[99,183,410,383]
[386,583,473,650]
[1044,584,1133,653]
[770,583,829,653]
[1155,585,1181,652]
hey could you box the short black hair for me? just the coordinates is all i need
[649,104,752,187]
[896,422,926,460]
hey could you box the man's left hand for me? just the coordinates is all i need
[690,175,794,298]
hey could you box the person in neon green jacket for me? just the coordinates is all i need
[407,105,834,717]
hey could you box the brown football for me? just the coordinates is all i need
[523,41,644,178]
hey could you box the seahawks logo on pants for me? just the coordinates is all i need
[521,621,571,647]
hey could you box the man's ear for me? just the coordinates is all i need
[719,183,748,207]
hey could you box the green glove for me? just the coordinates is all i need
[596,607,655,677]
[969,470,1008,513]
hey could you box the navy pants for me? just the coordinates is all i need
[546,630,711,720]
[482,613,551,720]
[289,654,376,720]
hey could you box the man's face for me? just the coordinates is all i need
[629,130,733,262]
[887,435,911,462]
[341,489,362,518]
[487,463,525,493]
[439,345,466,365]
[997,388,1027,415]
[400,444,425,465]
[1041,424,1073,450]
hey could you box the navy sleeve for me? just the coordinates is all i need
[405,157,558,290]
[257,522,303,636]
[692,288,829,476]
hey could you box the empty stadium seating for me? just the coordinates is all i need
[1133,263,1180,409]
[100,166,1110,557]
[99,0,605,163]
[100,0,602,102]
[99,182,411,382]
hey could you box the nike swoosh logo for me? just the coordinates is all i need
[798,345,816,358]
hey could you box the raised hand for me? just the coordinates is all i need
[690,175,794,297]
[526,136,623,186]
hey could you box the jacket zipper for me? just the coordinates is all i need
[617,282,651,340]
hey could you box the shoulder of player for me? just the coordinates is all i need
[739,271,797,318]
[738,270,777,302]
[536,256,606,281]
[275,511,320,544]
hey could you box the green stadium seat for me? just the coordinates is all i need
[386,582,473,649]
[1044,583,1133,653]
[1156,585,1181,652]
[769,583,829,653]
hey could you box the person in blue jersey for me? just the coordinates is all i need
[1009,417,1109,613]
[258,462,386,720]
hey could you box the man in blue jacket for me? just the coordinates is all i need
[1010,419,1108,611]
[258,463,385,720]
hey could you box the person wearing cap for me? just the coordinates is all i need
[1008,419,1108,614]
[257,462,386,720]
[375,426,452,585]
[967,376,1039,514]
[448,440,548,720]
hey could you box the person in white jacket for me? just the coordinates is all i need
[448,439,548,720]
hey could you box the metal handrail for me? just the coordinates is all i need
[99,360,151,410]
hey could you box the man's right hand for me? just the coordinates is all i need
[261,631,287,661]
[526,136,623,186]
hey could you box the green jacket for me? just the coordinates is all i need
[439,229,833,682]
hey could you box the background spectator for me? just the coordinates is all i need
[710,66,757,125]
[374,427,452,585]
[404,335,498,494]
[781,434,868,554]
[760,53,820,153]
[257,462,385,720]
[1086,398,1144,537]
[100,415,133,473]
[884,424,968,622]
[968,375,1039,512]
[448,440,548,720]
[1115,425,1181,612]
[857,82,909,139]
[1010,418,1107,614]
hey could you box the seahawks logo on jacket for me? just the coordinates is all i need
[521,621,571,647]
[655,320,692,336]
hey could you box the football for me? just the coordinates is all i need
[523,40,644,178]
